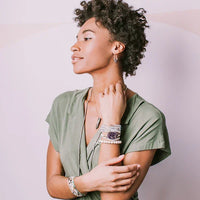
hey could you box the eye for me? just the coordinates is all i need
[84,37,92,41]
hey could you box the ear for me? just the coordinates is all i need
[112,41,125,54]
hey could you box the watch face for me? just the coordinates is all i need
[107,132,119,139]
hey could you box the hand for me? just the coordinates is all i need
[98,82,127,125]
[84,155,140,192]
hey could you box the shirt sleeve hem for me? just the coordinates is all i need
[124,141,171,165]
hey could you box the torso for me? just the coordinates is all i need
[84,88,135,146]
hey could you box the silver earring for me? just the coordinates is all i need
[113,54,118,63]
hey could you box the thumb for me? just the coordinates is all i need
[104,155,125,166]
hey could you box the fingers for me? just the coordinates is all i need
[103,155,125,166]
[110,165,140,182]
[112,174,139,188]
[100,82,126,96]
[108,171,140,192]
[112,164,140,174]
[111,177,138,192]
[115,82,123,94]
[111,185,132,192]
[104,87,109,95]
[103,84,115,95]
[96,158,140,193]
[116,170,139,181]
[109,84,115,93]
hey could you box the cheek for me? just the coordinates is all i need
[85,43,112,67]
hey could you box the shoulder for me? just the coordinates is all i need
[136,94,165,121]
[52,88,88,106]
[49,88,89,113]
[124,93,166,125]
[123,93,171,164]
[53,90,77,105]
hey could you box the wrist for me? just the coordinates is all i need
[74,175,88,194]
[99,124,122,145]
[103,120,121,126]
[74,173,94,193]
[68,176,87,197]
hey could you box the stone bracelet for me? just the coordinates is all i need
[101,133,121,141]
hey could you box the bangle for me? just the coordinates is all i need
[68,176,86,197]
[98,139,122,144]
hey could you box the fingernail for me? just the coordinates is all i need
[118,154,124,159]
[137,164,140,169]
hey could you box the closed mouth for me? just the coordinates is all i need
[71,55,84,64]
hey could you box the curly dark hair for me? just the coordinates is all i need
[74,0,149,77]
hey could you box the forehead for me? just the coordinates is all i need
[78,17,111,37]
[81,17,99,29]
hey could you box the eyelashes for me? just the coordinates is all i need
[75,37,92,42]
[84,37,92,41]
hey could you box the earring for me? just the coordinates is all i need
[113,54,118,63]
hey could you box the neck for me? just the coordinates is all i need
[89,65,125,102]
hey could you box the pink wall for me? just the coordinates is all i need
[0,0,199,199]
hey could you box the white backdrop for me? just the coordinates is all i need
[0,0,200,199]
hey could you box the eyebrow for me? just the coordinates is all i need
[76,29,96,39]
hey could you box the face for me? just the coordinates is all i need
[71,17,114,74]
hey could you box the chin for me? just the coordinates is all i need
[73,66,87,74]
[73,63,106,75]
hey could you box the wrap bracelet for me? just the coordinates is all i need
[100,124,121,133]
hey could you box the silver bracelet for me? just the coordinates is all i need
[68,176,86,197]
[100,124,121,133]
[99,139,122,144]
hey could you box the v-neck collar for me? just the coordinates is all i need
[69,87,144,125]
[79,87,144,157]
[80,87,101,162]
[69,87,145,175]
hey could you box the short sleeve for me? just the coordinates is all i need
[45,99,60,152]
[124,110,171,165]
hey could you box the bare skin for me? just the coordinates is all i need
[46,17,156,200]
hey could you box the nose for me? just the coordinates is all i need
[70,42,81,52]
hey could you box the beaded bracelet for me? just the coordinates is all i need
[98,139,122,144]
[68,176,86,197]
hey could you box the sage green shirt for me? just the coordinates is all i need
[46,87,171,200]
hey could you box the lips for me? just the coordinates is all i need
[71,55,84,64]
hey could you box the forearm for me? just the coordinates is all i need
[98,137,121,163]
[98,121,122,163]
[47,174,91,199]
[98,146,157,200]
[98,129,127,199]
[98,128,138,200]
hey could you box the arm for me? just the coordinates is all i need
[46,140,88,199]
[46,140,140,198]
[46,140,74,199]
[99,145,156,200]
[98,83,156,199]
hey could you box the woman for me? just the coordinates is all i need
[45,0,171,199]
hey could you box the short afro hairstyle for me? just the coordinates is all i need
[74,0,149,77]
